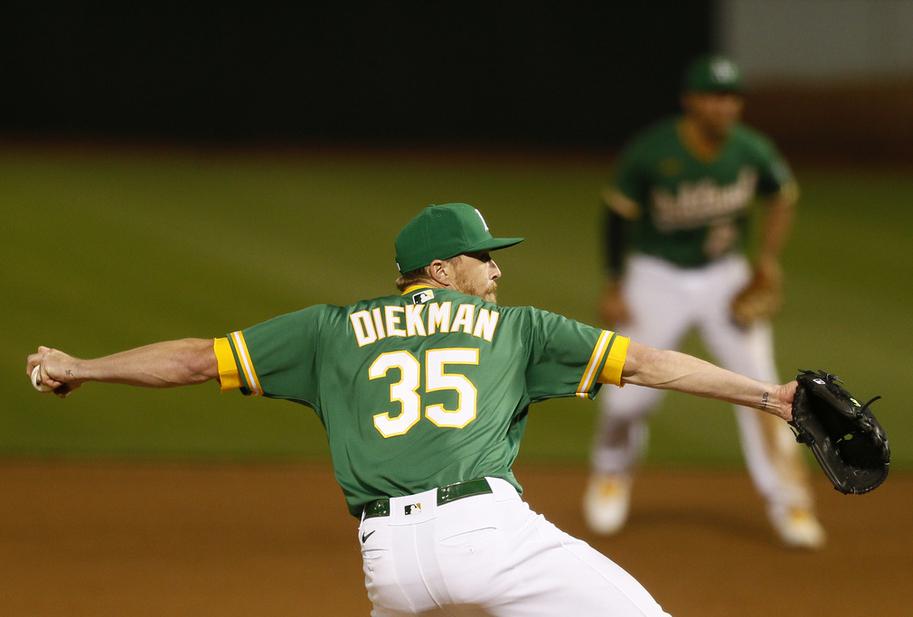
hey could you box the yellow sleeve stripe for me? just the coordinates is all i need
[230,330,262,396]
[781,181,800,203]
[576,330,612,398]
[213,337,242,392]
[598,334,630,387]
[603,188,641,220]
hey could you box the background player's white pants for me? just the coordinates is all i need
[359,477,671,617]
[592,254,811,512]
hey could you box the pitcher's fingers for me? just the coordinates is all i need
[26,353,43,376]
[39,365,63,390]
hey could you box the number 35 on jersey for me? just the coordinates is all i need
[369,348,479,438]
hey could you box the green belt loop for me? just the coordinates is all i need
[362,499,390,519]
[436,477,492,505]
[362,477,493,520]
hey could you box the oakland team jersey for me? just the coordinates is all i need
[613,117,796,267]
[214,286,629,516]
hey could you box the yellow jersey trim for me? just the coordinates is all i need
[401,284,431,296]
[213,337,241,392]
[777,180,800,203]
[576,330,612,398]
[598,334,630,387]
[230,330,262,396]
[603,188,641,220]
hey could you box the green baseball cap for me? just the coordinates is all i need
[683,55,743,93]
[394,203,524,273]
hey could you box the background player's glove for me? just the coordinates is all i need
[789,370,890,494]
[730,265,782,328]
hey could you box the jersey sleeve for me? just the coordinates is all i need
[754,135,796,197]
[612,138,652,212]
[214,305,328,407]
[523,308,629,403]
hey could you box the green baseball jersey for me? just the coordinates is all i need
[215,286,628,516]
[612,117,795,267]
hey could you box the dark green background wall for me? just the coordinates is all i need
[1,2,712,145]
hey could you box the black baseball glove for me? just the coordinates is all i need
[789,370,889,494]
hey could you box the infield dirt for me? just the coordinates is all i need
[1,463,909,616]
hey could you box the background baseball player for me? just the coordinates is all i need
[29,203,805,616]
[584,55,824,548]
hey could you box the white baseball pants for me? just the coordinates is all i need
[359,477,671,617]
[592,254,811,511]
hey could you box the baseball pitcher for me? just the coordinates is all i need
[585,55,823,548]
[29,203,805,616]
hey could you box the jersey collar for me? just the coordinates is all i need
[401,284,439,304]
[401,284,433,296]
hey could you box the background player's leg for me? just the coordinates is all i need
[591,256,696,474]
[586,255,695,534]
[697,256,824,548]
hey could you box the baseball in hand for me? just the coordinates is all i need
[31,365,53,393]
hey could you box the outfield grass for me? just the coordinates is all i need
[2,146,910,469]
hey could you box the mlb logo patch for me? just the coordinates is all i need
[412,290,435,304]
[404,503,423,515]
